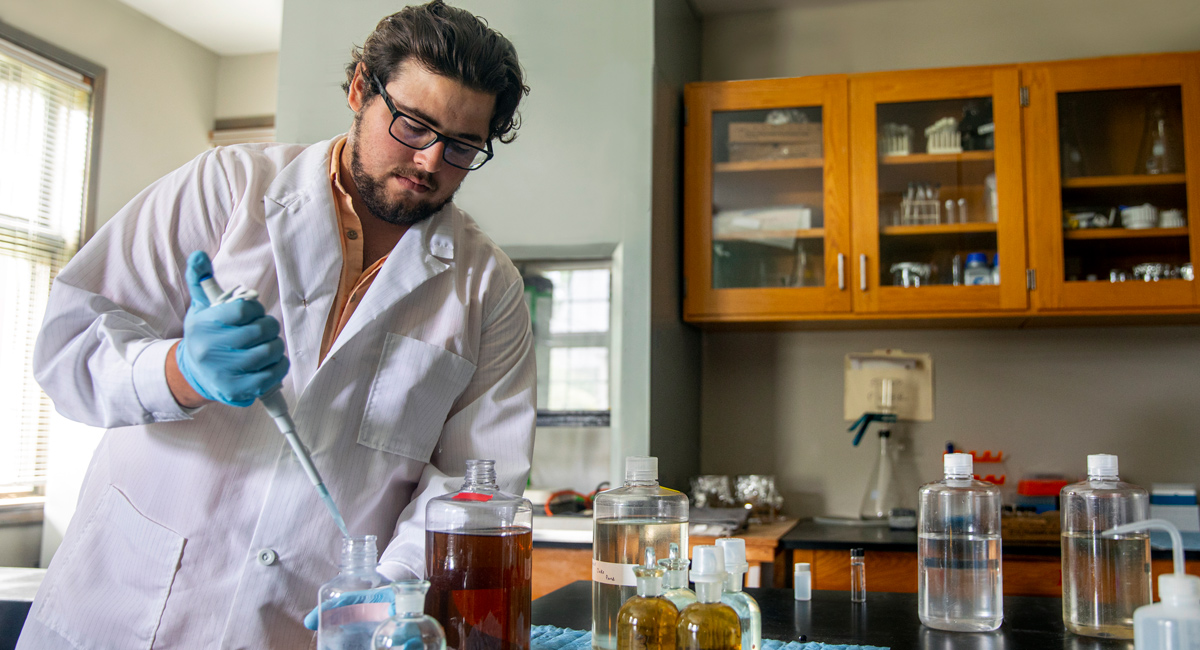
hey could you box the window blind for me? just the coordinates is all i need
[0,38,92,489]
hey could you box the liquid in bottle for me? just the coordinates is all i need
[676,546,740,650]
[715,539,760,650]
[617,547,679,650]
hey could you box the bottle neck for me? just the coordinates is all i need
[723,572,744,593]
[339,536,379,571]
[624,478,658,488]
[463,460,498,490]
[944,471,972,481]
[666,569,688,589]
[695,580,723,603]
[636,575,663,598]
[1087,472,1119,482]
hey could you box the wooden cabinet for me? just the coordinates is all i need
[683,52,1200,324]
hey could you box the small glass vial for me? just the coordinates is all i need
[426,459,533,650]
[318,535,393,650]
[676,546,740,650]
[715,539,761,650]
[617,548,679,650]
[1061,454,1151,639]
[849,548,866,603]
[372,580,447,650]
[659,543,698,611]
[793,563,811,601]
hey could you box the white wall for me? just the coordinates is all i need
[1,0,220,566]
[216,51,278,120]
[277,0,658,484]
[698,0,1200,518]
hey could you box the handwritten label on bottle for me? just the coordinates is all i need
[592,559,638,586]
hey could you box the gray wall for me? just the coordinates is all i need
[277,0,697,485]
[698,0,1200,518]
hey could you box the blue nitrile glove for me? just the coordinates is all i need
[175,250,289,407]
[304,587,395,631]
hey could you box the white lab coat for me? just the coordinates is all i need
[18,138,535,649]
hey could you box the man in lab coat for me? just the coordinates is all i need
[18,2,534,647]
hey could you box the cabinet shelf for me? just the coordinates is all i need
[1062,173,1187,189]
[1063,227,1189,240]
[882,222,998,236]
[714,158,824,173]
[714,228,825,242]
[880,151,995,166]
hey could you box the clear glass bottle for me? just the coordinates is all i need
[372,580,447,650]
[918,453,1003,632]
[318,535,393,650]
[617,548,679,650]
[1060,454,1151,639]
[715,539,761,650]
[849,548,866,603]
[1137,91,1184,175]
[659,543,698,612]
[426,460,533,650]
[593,457,689,650]
[676,546,741,650]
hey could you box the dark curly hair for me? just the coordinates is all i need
[343,0,529,144]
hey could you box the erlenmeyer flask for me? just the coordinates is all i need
[1137,91,1184,175]
[860,428,901,520]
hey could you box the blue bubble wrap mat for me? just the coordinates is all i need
[531,625,889,650]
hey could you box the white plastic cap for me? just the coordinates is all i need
[794,562,811,573]
[625,456,658,483]
[690,545,725,583]
[1088,454,1119,477]
[715,538,749,574]
[944,453,973,476]
[1160,573,1200,604]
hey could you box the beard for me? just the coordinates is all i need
[348,118,455,227]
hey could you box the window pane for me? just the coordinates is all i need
[548,347,609,410]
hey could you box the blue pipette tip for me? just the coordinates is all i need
[316,483,350,538]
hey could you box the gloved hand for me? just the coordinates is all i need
[304,587,395,631]
[175,250,289,407]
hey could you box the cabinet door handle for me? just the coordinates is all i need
[860,254,868,292]
[837,254,846,290]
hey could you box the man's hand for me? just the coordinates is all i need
[304,587,395,630]
[173,250,289,407]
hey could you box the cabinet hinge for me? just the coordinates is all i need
[1019,86,1030,107]
[1026,269,1037,291]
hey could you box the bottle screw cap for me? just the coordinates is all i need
[625,456,658,483]
[944,453,973,475]
[1087,453,1118,476]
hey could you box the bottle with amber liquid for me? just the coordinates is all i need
[676,546,740,650]
[617,547,679,650]
[425,460,533,650]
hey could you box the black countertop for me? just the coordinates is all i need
[780,519,1197,560]
[532,581,1134,650]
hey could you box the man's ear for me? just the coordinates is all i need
[348,62,368,113]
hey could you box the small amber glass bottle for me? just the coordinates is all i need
[618,548,679,650]
[676,546,740,650]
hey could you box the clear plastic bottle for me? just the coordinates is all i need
[918,453,1003,632]
[1061,454,1151,639]
[963,253,991,285]
[593,457,689,650]
[426,460,533,650]
[318,535,393,650]
[617,548,680,650]
[715,539,761,650]
[793,563,811,602]
[372,580,447,650]
[659,543,698,612]
[676,546,740,650]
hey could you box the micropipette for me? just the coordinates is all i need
[197,274,350,538]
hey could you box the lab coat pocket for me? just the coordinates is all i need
[36,485,184,650]
[358,332,477,462]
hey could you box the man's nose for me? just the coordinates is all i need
[413,141,445,174]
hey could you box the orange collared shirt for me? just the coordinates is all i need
[320,136,388,363]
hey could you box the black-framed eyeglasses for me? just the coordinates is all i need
[370,74,493,171]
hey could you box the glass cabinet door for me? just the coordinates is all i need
[850,67,1028,314]
[1026,53,1200,309]
[684,77,851,321]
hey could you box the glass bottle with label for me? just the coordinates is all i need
[617,547,680,650]
[372,580,447,650]
[318,535,393,650]
[426,460,533,650]
[715,539,761,650]
[1061,454,1151,639]
[593,457,689,650]
[659,543,698,612]
[676,546,740,650]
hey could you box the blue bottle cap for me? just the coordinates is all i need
[966,252,988,266]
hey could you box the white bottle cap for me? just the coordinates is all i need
[690,545,725,584]
[1159,573,1200,604]
[625,456,658,483]
[715,538,749,574]
[944,453,973,475]
[1087,454,1118,476]
[794,562,811,573]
